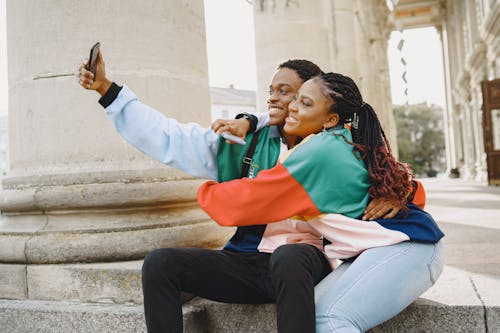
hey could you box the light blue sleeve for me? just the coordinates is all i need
[254,112,270,131]
[105,85,219,180]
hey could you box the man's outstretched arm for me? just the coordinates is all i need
[78,51,220,180]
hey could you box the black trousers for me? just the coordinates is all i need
[141,243,331,333]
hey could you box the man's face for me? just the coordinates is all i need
[267,68,303,126]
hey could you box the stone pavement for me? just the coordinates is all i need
[423,178,500,277]
[405,178,500,332]
[414,178,500,332]
[1,178,499,332]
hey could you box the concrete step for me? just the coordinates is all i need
[0,299,208,333]
[1,265,498,332]
[0,299,146,333]
[0,260,193,305]
[163,264,484,332]
[184,297,486,333]
[184,264,500,332]
[0,260,143,303]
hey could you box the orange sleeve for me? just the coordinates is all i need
[411,179,426,209]
[197,163,320,227]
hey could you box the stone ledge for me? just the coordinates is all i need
[1,265,498,332]
[0,298,495,333]
[182,264,500,333]
[0,265,27,299]
[26,261,143,304]
[0,179,205,212]
[183,297,490,333]
[0,300,146,333]
[22,261,194,305]
[0,208,234,263]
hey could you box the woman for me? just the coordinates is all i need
[198,72,444,332]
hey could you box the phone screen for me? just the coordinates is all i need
[87,42,100,76]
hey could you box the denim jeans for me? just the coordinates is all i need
[315,241,444,333]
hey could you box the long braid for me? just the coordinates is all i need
[316,73,413,209]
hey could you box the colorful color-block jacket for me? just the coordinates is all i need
[198,127,445,262]
[102,84,284,253]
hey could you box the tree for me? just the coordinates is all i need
[393,103,446,177]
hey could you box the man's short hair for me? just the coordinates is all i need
[277,59,324,82]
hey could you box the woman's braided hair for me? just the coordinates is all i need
[316,72,413,209]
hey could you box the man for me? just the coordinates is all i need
[79,53,334,333]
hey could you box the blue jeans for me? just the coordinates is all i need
[315,241,444,333]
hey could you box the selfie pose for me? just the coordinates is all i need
[78,46,422,332]
[198,72,445,333]
[78,52,331,333]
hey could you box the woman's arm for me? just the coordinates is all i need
[197,162,320,226]
[198,133,371,226]
[362,179,427,220]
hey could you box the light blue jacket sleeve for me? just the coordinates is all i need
[105,85,219,180]
[254,112,270,132]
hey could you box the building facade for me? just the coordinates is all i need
[443,0,499,181]
[210,86,256,121]
[393,0,499,181]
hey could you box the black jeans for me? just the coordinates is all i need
[141,243,331,333]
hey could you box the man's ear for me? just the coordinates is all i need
[324,113,339,129]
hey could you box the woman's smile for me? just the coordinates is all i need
[285,115,298,124]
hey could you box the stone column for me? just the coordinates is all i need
[323,0,397,150]
[252,0,333,113]
[457,78,477,180]
[439,16,459,176]
[0,0,231,303]
[253,0,398,150]
[0,113,6,174]
[453,107,465,169]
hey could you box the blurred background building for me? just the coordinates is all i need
[209,85,256,120]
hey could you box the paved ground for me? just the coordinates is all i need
[418,177,500,331]
[423,177,500,278]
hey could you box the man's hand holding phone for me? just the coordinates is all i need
[77,42,112,96]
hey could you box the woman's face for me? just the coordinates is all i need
[284,79,337,138]
[267,68,304,126]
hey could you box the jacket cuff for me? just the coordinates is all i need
[98,82,123,108]
[235,113,258,133]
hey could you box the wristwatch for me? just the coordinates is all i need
[235,113,258,133]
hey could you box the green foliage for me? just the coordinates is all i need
[394,103,446,177]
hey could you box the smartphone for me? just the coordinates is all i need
[86,42,100,77]
[221,132,246,145]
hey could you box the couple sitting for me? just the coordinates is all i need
[78,55,444,333]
